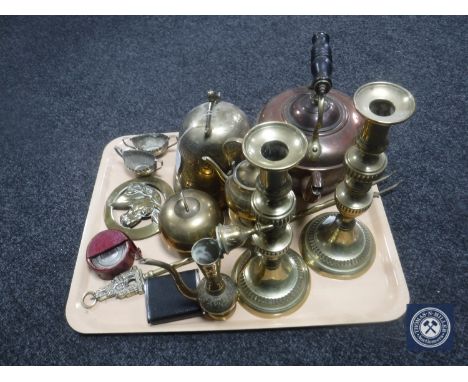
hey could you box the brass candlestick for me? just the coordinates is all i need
[230,122,311,316]
[300,82,415,278]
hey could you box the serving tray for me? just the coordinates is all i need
[65,133,410,334]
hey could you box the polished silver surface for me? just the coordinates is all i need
[114,146,162,177]
[82,266,145,309]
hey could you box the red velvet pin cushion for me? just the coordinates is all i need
[86,229,141,280]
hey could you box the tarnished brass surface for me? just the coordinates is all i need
[158,189,223,254]
[233,248,310,317]
[301,81,415,278]
[301,213,376,279]
[104,177,174,240]
[142,238,238,320]
[203,156,259,224]
[231,122,311,316]
[175,91,250,206]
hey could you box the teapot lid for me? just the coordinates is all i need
[180,91,250,139]
[178,91,251,171]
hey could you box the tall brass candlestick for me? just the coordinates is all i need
[300,82,415,278]
[231,122,311,316]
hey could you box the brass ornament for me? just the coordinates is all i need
[104,177,174,240]
[301,81,416,279]
[229,121,312,316]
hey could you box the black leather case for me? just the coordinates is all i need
[144,269,203,325]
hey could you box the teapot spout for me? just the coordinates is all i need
[202,156,228,182]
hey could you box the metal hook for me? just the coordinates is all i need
[81,291,98,309]
[373,180,402,197]
[373,171,396,185]
[140,256,194,279]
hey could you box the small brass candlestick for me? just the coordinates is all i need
[300,82,415,278]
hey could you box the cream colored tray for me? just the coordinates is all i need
[65,134,410,334]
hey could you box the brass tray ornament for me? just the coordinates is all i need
[104,177,174,240]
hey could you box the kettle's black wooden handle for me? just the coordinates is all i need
[311,32,333,94]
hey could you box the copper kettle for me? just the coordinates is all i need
[257,32,364,203]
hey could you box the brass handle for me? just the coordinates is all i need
[307,94,324,161]
[141,256,194,279]
[222,137,244,167]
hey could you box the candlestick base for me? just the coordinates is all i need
[301,213,376,279]
[232,248,310,317]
